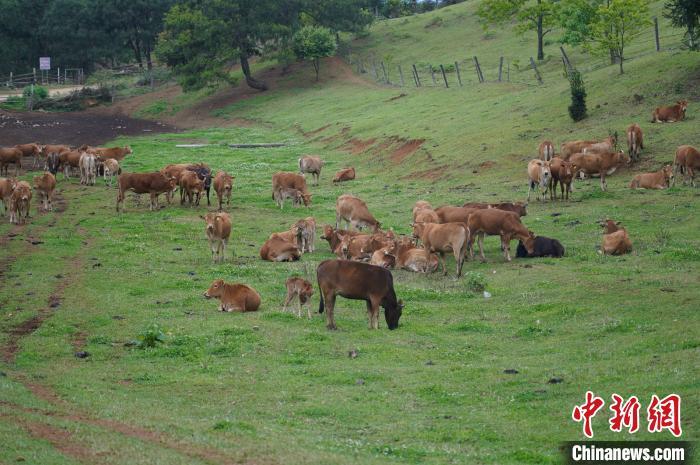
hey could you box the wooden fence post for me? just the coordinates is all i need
[498,57,504,82]
[560,46,573,71]
[473,56,484,83]
[412,64,421,87]
[454,61,462,87]
[398,65,405,86]
[530,57,543,84]
[9,72,12,87]
[507,62,510,82]
[33,68,36,84]
[381,62,388,83]
[57,67,60,85]
[429,65,436,85]
[653,17,660,51]
[439,65,449,88]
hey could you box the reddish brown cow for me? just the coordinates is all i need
[9,181,32,224]
[317,259,403,330]
[333,167,356,183]
[629,165,673,189]
[599,220,632,255]
[260,235,301,262]
[298,156,323,185]
[466,209,535,262]
[15,143,42,167]
[435,206,478,224]
[320,225,362,255]
[204,279,261,312]
[94,146,133,161]
[0,147,23,176]
[272,172,311,207]
[549,157,576,200]
[651,100,688,123]
[393,237,439,273]
[33,173,57,211]
[213,171,234,211]
[0,177,17,216]
[59,150,83,179]
[538,140,554,161]
[461,201,528,217]
[335,194,380,232]
[202,212,232,263]
[569,151,630,191]
[283,277,314,318]
[626,123,644,162]
[116,172,177,212]
[674,145,700,187]
[412,222,470,277]
[179,170,204,206]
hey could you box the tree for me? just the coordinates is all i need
[665,0,700,50]
[293,25,337,81]
[567,70,587,121]
[477,0,559,60]
[587,0,650,74]
[559,0,602,46]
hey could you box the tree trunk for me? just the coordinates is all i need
[240,54,268,91]
[537,13,544,60]
[313,58,320,81]
[129,39,143,69]
[145,43,153,71]
[618,55,624,74]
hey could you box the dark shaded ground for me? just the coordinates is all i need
[0,109,179,146]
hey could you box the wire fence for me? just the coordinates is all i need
[0,67,85,89]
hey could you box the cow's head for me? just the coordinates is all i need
[662,164,674,183]
[301,193,312,207]
[300,280,314,298]
[521,231,536,255]
[539,161,551,187]
[202,213,219,233]
[125,146,133,155]
[321,224,334,240]
[204,279,225,299]
[167,176,178,190]
[339,235,352,259]
[677,100,688,113]
[411,222,425,240]
[616,150,631,166]
[383,298,403,330]
[598,219,621,234]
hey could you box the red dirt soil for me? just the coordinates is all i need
[391,139,425,163]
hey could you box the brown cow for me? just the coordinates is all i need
[527,159,551,201]
[179,170,204,206]
[116,172,177,212]
[434,206,478,225]
[204,279,261,312]
[599,220,632,255]
[569,151,630,191]
[93,146,133,161]
[0,147,23,176]
[461,201,528,217]
[283,277,314,318]
[412,222,469,277]
[626,123,644,162]
[103,159,120,187]
[213,171,234,211]
[629,165,673,189]
[39,144,71,170]
[582,135,618,155]
[370,245,397,269]
[320,225,362,255]
[298,155,323,185]
[674,145,700,187]
[538,140,554,161]
[295,217,316,253]
[333,167,356,183]
[317,259,403,330]
[260,235,301,262]
[393,237,439,273]
[9,181,32,224]
[467,209,535,262]
[274,187,304,209]
[651,100,688,123]
[15,143,41,167]
[33,173,56,211]
[335,194,380,232]
[338,232,391,261]
[414,207,439,225]
[59,150,83,179]
[272,172,311,207]
[561,139,598,160]
[0,177,17,216]
[412,200,433,221]
[549,157,576,200]
[202,212,232,263]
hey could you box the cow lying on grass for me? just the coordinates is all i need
[333,167,355,183]
[516,236,564,258]
[260,234,301,262]
[599,220,632,255]
[629,165,673,189]
[651,100,687,123]
[204,279,260,312]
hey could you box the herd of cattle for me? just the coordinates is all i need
[0,99,696,330]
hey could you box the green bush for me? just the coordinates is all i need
[138,323,166,349]
[23,85,48,100]
[567,70,587,122]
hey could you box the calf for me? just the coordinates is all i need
[295,217,316,253]
[412,222,469,277]
[630,165,673,189]
[283,277,314,318]
[204,279,261,312]
[538,140,554,161]
[79,152,97,185]
[317,259,403,330]
[394,237,439,273]
[33,173,56,212]
[527,159,551,201]
[260,235,301,262]
[0,177,17,216]
[179,170,204,206]
[116,172,177,212]
[103,159,120,187]
[298,155,323,185]
[0,147,22,176]
[677,145,700,187]
[461,201,528,217]
[651,100,688,123]
[516,236,564,258]
[59,151,83,179]
[186,163,213,206]
[467,208,535,262]
[333,167,356,183]
[202,212,231,263]
[274,187,304,209]
[9,181,32,224]
[549,157,576,200]
[626,123,644,162]
[213,171,234,211]
[599,220,632,255]
[272,172,311,207]
[15,143,42,168]
[336,194,380,232]
[320,225,361,254]
[569,150,630,191]
[370,246,397,269]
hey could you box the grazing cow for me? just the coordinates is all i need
[561,139,599,160]
[651,100,688,123]
[538,140,554,161]
[0,148,23,176]
[295,217,316,253]
[333,167,356,183]
[569,150,630,191]
[317,259,403,330]
[179,170,204,206]
[516,236,564,258]
[9,181,32,224]
[204,279,261,312]
[59,151,83,179]
[103,159,120,187]
[202,212,231,263]
[0,177,17,216]
[414,207,439,225]
[412,222,469,277]
[298,155,323,185]
[630,165,673,189]
[335,194,380,232]
[272,172,312,207]
[46,153,61,176]
[260,235,301,262]
[435,206,478,225]
[582,135,618,155]
[393,237,439,273]
[626,123,644,162]
[549,157,576,200]
[674,145,700,187]
[461,201,528,217]
[274,187,304,209]
[412,200,433,220]
[600,220,632,255]
[33,173,56,212]
[93,146,133,161]
[15,143,42,168]
[79,152,97,185]
[283,277,314,318]
[213,171,234,211]
[527,159,552,201]
[467,208,535,262]
[116,172,177,212]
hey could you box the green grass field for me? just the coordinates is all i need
[1,1,699,464]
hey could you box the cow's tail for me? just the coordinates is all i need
[298,158,303,173]
[318,291,325,314]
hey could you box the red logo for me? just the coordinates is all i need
[572,391,605,438]
[609,394,640,433]
[647,394,682,437]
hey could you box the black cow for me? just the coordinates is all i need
[317,260,403,331]
[185,164,212,206]
[516,236,565,258]
[47,153,61,175]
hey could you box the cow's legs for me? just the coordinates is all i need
[527,182,533,201]
[477,234,487,262]
[283,290,294,313]
[324,291,337,330]
[150,192,157,210]
[600,173,607,191]
[502,235,513,261]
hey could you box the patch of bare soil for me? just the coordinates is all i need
[390,139,425,163]
[343,138,377,155]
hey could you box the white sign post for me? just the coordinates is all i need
[39,57,51,70]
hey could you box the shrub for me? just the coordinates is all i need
[464,271,486,293]
[138,323,166,349]
[23,85,48,100]
[568,70,587,122]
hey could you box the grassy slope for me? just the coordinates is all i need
[2,2,699,464]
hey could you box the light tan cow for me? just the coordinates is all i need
[202,212,231,263]
[295,217,316,253]
[93,146,133,161]
[59,150,83,179]
[626,123,644,162]
[412,200,433,221]
[260,235,301,262]
[393,237,439,273]
[15,143,42,168]
[213,171,234,211]
[79,152,97,185]
[538,140,554,161]
[283,277,314,318]
[9,181,32,224]
[412,222,469,277]
[561,139,598,160]
[629,165,673,189]
[272,172,311,207]
[204,279,261,312]
[0,177,17,216]
[298,156,323,185]
[336,194,380,232]
[527,159,551,201]
[466,209,535,262]
[0,148,23,176]
[274,187,304,209]
[600,220,632,255]
[332,167,356,183]
[569,151,630,191]
[33,173,56,211]
[103,159,120,187]
[582,135,618,155]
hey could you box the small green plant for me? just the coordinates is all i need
[138,323,166,349]
[567,70,587,122]
[464,271,486,293]
[23,85,48,100]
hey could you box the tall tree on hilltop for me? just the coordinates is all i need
[665,0,700,50]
